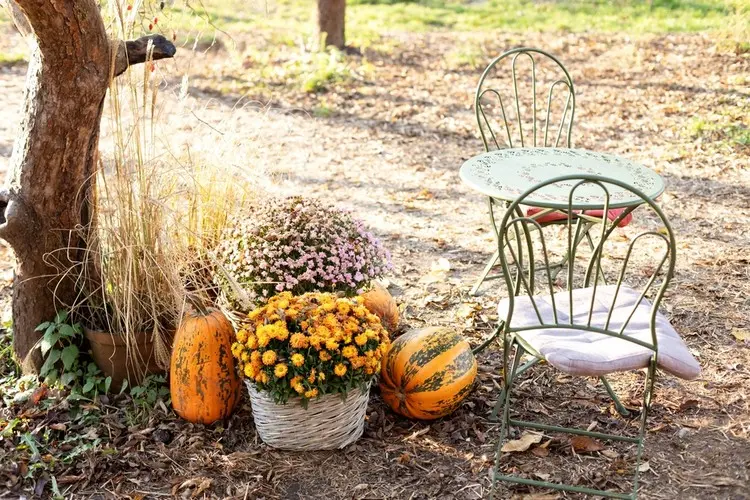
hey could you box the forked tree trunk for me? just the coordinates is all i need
[0,1,175,372]
[315,0,346,49]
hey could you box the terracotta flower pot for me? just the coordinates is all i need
[84,328,170,391]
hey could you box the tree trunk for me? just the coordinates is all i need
[0,0,111,372]
[315,0,346,50]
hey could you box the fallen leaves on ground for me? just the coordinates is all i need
[501,432,543,452]
[569,436,605,454]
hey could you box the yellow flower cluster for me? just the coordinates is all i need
[232,291,391,404]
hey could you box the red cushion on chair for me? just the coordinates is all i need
[583,208,633,227]
[525,207,571,224]
[525,207,633,227]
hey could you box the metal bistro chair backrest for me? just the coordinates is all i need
[475,47,575,151]
[497,174,676,351]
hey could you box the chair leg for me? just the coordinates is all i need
[490,345,525,500]
[469,249,500,296]
[490,356,541,421]
[632,357,657,498]
[600,375,631,417]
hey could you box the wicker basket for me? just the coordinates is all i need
[246,381,370,450]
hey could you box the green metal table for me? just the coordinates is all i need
[460,147,665,295]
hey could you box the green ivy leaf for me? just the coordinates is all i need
[54,310,69,324]
[58,324,76,338]
[35,322,51,332]
[40,349,61,377]
[40,332,60,357]
[82,380,95,394]
[60,372,77,386]
[60,345,79,371]
[104,376,112,393]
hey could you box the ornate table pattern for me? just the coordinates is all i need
[460,148,664,209]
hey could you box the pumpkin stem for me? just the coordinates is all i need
[183,290,211,317]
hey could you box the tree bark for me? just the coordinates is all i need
[1,0,111,371]
[0,2,177,373]
[315,0,346,49]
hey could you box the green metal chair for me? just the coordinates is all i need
[470,47,578,296]
[490,174,700,499]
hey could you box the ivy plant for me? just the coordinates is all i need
[36,310,112,398]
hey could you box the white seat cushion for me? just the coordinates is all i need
[497,285,700,380]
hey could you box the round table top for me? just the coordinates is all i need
[459,148,665,209]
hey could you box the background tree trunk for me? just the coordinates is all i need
[315,0,346,49]
[0,0,111,371]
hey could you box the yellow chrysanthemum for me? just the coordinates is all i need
[354,306,368,318]
[291,353,305,367]
[286,308,299,320]
[324,313,339,329]
[334,363,347,377]
[304,388,319,399]
[244,364,257,378]
[355,296,365,305]
[246,333,258,349]
[342,345,358,359]
[231,342,243,357]
[241,352,250,362]
[251,350,262,363]
[364,328,378,340]
[291,375,303,386]
[318,372,326,382]
[317,325,332,338]
[344,318,360,334]
[272,320,289,341]
[351,356,366,369]
[325,339,340,351]
[274,363,288,378]
[336,301,351,315]
[300,320,310,330]
[248,308,263,321]
[277,299,290,310]
[354,333,368,346]
[307,369,317,384]
[290,333,309,349]
[262,350,278,366]
[293,382,305,394]
[342,334,353,345]
[319,350,332,362]
[256,329,270,348]
[365,366,374,375]
[236,329,248,343]
[308,335,323,350]
[322,301,336,312]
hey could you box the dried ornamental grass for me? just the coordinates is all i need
[231,291,391,406]
[76,0,262,369]
[216,197,391,308]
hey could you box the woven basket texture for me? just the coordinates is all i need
[246,380,370,450]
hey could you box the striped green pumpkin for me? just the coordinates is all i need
[380,327,477,420]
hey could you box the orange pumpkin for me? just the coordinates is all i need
[170,309,241,424]
[380,327,477,420]
[362,282,399,334]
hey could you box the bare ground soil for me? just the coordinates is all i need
[1,28,749,499]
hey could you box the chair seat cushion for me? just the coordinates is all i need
[525,207,634,227]
[497,286,700,379]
